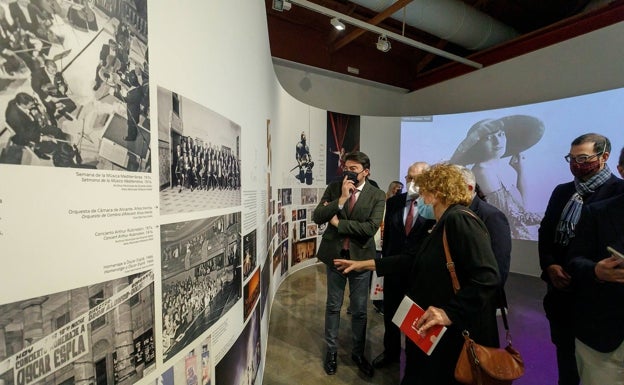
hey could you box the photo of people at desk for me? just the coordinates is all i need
[0,0,149,171]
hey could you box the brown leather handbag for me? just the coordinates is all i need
[454,329,524,385]
[442,216,525,385]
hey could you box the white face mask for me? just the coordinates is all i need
[407,181,419,197]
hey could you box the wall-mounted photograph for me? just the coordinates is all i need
[160,213,241,362]
[0,0,150,171]
[292,238,316,267]
[0,270,155,385]
[326,111,360,184]
[158,87,241,215]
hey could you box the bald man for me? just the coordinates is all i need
[373,162,436,368]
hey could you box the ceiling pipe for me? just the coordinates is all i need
[351,0,519,50]
[289,0,483,69]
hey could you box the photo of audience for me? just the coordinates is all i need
[160,213,242,361]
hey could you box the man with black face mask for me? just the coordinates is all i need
[313,151,385,378]
[538,133,624,385]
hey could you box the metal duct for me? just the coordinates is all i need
[350,0,519,50]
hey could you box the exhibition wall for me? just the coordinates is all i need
[1,1,621,385]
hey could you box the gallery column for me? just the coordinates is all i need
[20,298,48,346]
[71,287,95,385]
[111,278,136,385]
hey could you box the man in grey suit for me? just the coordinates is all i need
[313,151,385,378]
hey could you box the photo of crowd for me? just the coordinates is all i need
[160,213,242,361]
[0,0,150,171]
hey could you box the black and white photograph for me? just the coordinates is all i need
[0,270,155,385]
[214,306,261,385]
[242,229,256,280]
[160,213,242,362]
[300,187,318,204]
[279,187,291,206]
[158,87,241,215]
[292,130,314,185]
[299,220,306,240]
[0,0,150,171]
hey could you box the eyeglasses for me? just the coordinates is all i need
[564,151,604,164]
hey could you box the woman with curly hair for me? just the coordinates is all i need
[335,163,500,384]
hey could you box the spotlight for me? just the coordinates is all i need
[272,0,291,11]
[330,17,345,31]
[376,35,391,52]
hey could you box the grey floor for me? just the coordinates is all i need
[263,262,558,385]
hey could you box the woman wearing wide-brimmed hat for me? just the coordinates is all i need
[450,115,545,240]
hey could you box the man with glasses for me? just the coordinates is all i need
[539,133,624,385]
[371,162,434,370]
[313,151,385,378]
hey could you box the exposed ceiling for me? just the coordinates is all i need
[265,0,624,91]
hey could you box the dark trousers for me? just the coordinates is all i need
[382,272,404,358]
[325,264,370,356]
[543,286,580,385]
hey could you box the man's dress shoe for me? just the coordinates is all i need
[372,351,399,368]
[351,354,374,377]
[324,351,337,375]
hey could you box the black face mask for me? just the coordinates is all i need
[343,170,360,184]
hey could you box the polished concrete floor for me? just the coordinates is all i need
[264,262,558,385]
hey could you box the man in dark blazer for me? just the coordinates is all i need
[5,92,57,159]
[565,192,624,384]
[373,161,435,368]
[313,151,385,378]
[539,133,624,385]
[457,166,512,287]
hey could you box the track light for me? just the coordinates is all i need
[376,35,391,52]
[330,17,345,31]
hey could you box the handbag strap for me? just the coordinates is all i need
[442,227,460,294]
[442,209,480,294]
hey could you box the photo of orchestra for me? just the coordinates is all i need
[160,212,242,362]
[158,87,242,215]
[0,0,150,170]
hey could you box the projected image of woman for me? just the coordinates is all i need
[450,115,545,240]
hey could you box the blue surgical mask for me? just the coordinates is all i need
[416,196,435,220]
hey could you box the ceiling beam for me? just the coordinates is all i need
[331,0,414,52]
[289,0,483,69]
